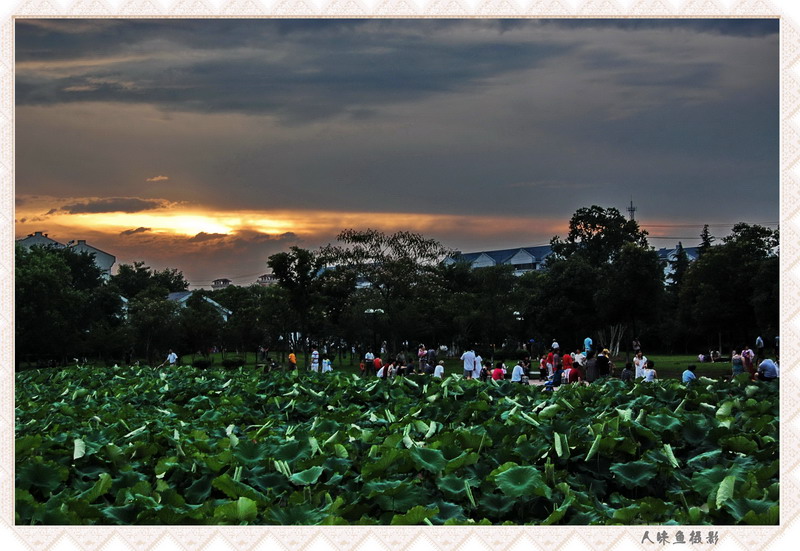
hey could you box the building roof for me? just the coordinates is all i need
[450,245,554,266]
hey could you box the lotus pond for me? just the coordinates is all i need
[15,365,779,525]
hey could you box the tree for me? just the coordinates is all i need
[549,205,649,265]
[698,224,715,256]
[319,229,453,352]
[111,261,188,300]
[128,296,180,365]
[678,223,778,352]
[268,247,323,365]
[592,243,665,355]
[15,244,122,367]
[668,242,690,289]
[178,292,224,361]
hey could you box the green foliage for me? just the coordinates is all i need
[15,347,778,526]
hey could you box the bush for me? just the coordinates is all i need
[192,359,212,369]
[221,357,245,369]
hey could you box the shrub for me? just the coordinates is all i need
[221,357,245,369]
[192,358,212,369]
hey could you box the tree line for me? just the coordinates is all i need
[15,206,778,369]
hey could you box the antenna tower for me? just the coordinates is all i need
[627,199,636,221]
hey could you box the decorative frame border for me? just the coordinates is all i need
[1,1,796,550]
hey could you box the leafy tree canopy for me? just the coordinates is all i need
[549,206,649,265]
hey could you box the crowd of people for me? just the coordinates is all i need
[165,334,780,386]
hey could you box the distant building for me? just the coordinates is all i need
[657,245,699,280]
[211,278,232,290]
[16,231,63,249]
[16,232,116,279]
[256,273,278,287]
[67,240,116,279]
[447,244,699,278]
[167,291,232,322]
[445,245,553,275]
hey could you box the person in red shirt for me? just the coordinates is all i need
[373,356,382,372]
[491,361,506,381]
[567,364,584,384]
[562,352,573,371]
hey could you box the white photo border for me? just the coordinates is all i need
[1,1,796,550]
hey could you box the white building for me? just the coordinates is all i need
[17,232,116,279]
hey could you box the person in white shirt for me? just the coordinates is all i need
[643,359,657,382]
[310,346,320,372]
[460,348,476,379]
[166,349,178,367]
[473,353,483,380]
[433,361,445,378]
[511,361,525,383]
[633,351,647,378]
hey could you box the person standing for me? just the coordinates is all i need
[632,338,642,356]
[310,346,320,372]
[731,350,744,378]
[742,345,756,378]
[322,355,332,373]
[755,336,765,361]
[633,351,647,379]
[511,361,525,383]
[473,351,483,380]
[584,336,593,355]
[364,350,375,377]
[460,348,477,379]
[418,344,427,372]
[288,350,297,371]
[596,349,611,378]
[166,349,178,367]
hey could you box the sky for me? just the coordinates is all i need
[14,18,779,287]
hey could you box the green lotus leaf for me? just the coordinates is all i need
[213,473,269,503]
[184,474,214,504]
[273,439,311,463]
[390,505,439,525]
[437,473,479,499]
[720,436,759,455]
[214,496,258,524]
[289,466,324,486]
[79,472,113,503]
[478,492,514,517]
[232,440,269,465]
[609,460,658,489]
[644,413,681,434]
[495,465,550,499]
[409,446,447,474]
[17,460,67,495]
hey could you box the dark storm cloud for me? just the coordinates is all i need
[15,19,571,123]
[120,227,151,236]
[542,18,778,37]
[187,232,226,243]
[60,198,165,214]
